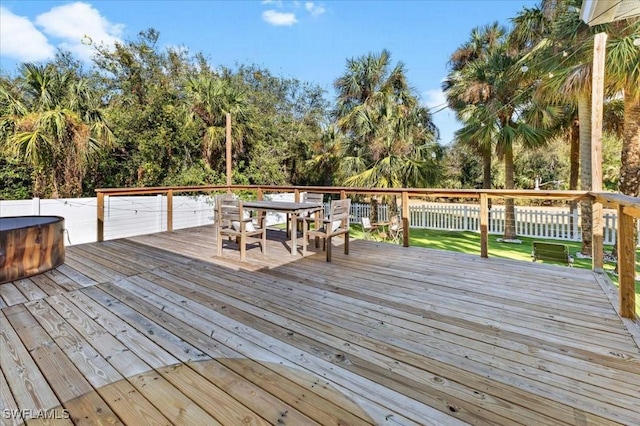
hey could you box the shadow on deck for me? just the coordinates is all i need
[1,225,639,425]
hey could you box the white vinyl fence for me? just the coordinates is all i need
[350,203,640,247]
[0,196,214,245]
[1,197,638,247]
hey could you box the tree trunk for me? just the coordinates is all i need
[503,145,516,240]
[578,95,592,255]
[612,95,640,261]
[389,195,399,218]
[569,118,580,238]
[619,96,640,198]
[371,197,379,223]
[482,147,493,215]
[482,148,492,190]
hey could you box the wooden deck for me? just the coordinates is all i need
[1,225,639,425]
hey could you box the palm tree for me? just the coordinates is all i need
[604,18,640,200]
[513,1,639,255]
[0,63,114,198]
[600,18,640,261]
[186,73,248,170]
[306,124,345,186]
[445,23,552,240]
[334,50,439,215]
[444,23,505,192]
[510,3,583,235]
[510,0,596,253]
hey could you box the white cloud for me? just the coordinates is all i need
[261,0,284,6]
[0,7,55,62]
[305,2,325,16]
[35,2,123,62]
[423,88,458,145]
[262,9,297,26]
[423,88,447,109]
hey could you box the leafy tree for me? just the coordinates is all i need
[221,64,328,185]
[306,124,345,186]
[91,29,202,188]
[440,141,485,189]
[0,157,32,199]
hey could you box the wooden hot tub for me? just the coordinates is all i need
[0,216,65,284]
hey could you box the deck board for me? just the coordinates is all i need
[1,225,639,425]
[150,261,632,424]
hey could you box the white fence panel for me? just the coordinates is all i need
[0,198,39,216]
[352,202,639,246]
[103,195,166,240]
[104,195,216,240]
[172,195,215,230]
[40,198,97,245]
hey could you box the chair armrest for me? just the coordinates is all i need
[300,216,329,223]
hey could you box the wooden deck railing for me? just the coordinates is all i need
[592,192,640,319]
[96,185,637,319]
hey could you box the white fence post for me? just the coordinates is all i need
[156,194,163,232]
[32,197,40,215]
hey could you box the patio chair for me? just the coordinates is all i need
[295,192,325,233]
[360,216,378,241]
[389,215,403,244]
[302,198,351,262]
[214,194,266,261]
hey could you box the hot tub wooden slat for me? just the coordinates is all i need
[0,217,65,285]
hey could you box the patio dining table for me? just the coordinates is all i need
[243,200,324,255]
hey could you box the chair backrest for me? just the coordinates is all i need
[328,198,351,232]
[390,215,402,231]
[303,192,324,204]
[361,216,372,230]
[215,194,241,225]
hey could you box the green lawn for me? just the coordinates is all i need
[351,225,640,314]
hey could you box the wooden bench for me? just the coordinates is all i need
[532,241,574,266]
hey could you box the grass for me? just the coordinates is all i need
[351,225,640,315]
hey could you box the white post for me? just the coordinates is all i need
[32,197,40,215]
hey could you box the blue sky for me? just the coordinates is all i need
[0,0,538,146]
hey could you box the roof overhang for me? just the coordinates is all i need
[580,0,640,25]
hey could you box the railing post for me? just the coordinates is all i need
[97,192,104,242]
[402,191,409,247]
[618,206,636,319]
[341,190,348,245]
[167,189,173,233]
[480,193,488,258]
[591,32,606,271]
[257,187,264,200]
[294,188,300,202]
